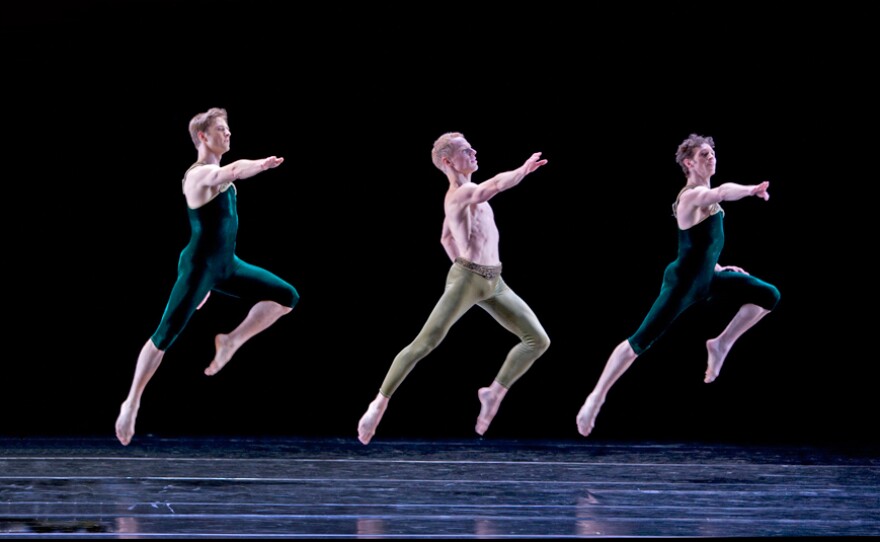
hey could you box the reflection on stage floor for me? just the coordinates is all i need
[2,435,878,538]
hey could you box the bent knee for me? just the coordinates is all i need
[766,285,781,310]
[754,284,780,311]
[281,286,300,309]
[528,332,551,354]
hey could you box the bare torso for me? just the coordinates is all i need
[445,190,501,266]
[436,137,545,267]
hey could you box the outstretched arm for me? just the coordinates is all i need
[454,152,547,206]
[184,156,284,208]
[683,180,770,208]
[193,156,285,189]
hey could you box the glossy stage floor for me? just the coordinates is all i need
[1,435,877,538]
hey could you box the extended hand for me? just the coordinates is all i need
[753,180,770,201]
[524,152,548,174]
[262,156,285,170]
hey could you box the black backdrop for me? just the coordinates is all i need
[1,2,873,447]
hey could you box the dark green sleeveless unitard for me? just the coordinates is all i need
[151,165,299,351]
[627,199,780,356]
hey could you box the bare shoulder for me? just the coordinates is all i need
[679,184,709,198]
[677,184,710,206]
[184,162,216,184]
[182,164,222,209]
[446,181,477,203]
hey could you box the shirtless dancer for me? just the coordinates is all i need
[115,108,299,446]
[357,132,551,445]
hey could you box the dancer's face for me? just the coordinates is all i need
[447,138,478,174]
[688,143,716,178]
[201,118,232,154]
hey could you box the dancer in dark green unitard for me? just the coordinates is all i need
[116,108,299,446]
[576,133,780,438]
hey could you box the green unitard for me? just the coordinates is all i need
[627,190,780,355]
[378,259,550,397]
[151,164,299,351]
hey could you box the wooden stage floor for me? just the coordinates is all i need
[1,435,877,538]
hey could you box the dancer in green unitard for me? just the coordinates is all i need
[116,108,299,446]
[357,132,551,445]
[576,133,780,438]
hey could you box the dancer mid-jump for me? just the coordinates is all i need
[116,107,299,446]
[576,133,780,438]
[357,132,551,445]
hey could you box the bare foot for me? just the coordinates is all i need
[576,394,603,437]
[476,385,506,436]
[358,395,389,445]
[704,338,726,383]
[205,334,236,376]
[115,401,138,446]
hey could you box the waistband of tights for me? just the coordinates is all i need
[454,257,502,280]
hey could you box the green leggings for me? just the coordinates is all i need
[379,260,550,397]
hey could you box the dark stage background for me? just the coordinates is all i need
[1,3,873,447]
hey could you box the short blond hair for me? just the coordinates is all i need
[188,107,228,148]
[431,132,464,170]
